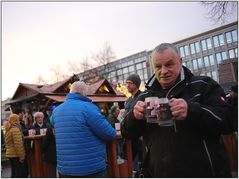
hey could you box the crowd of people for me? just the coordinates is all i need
[2,42,237,178]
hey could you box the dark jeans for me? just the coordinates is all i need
[9,157,27,178]
[59,170,106,178]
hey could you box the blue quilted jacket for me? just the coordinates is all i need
[52,93,116,176]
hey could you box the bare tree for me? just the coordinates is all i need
[92,41,116,66]
[201,1,237,24]
[67,60,82,74]
[36,74,48,84]
[50,65,70,82]
[80,57,93,72]
[91,42,116,80]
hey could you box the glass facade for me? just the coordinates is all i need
[177,24,237,83]
[78,22,237,87]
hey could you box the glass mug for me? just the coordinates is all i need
[40,128,47,135]
[145,97,159,123]
[156,98,174,126]
[28,129,36,136]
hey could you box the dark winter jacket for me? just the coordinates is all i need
[121,66,234,177]
[42,126,56,163]
[19,120,29,136]
[32,122,48,135]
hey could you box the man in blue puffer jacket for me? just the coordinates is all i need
[52,81,116,177]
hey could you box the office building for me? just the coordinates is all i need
[77,21,238,92]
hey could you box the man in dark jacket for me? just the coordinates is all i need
[107,105,120,128]
[121,43,234,177]
[124,73,143,171]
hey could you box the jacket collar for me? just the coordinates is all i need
[66,93,92,102]
[145,66,194,98]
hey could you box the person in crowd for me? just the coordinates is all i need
[226,84,238,131]
[14,108,28,136]
[32,112,48,135]
[107,105,124,158]
[42,119,56,178]
[224,84,238,174]
[13,108,29,177]
[24,108,33,129]
[121,43,235,177]
[52,81,116,177]
[123,73,143,171]
[107,105,120,128]
[4,114,26,177]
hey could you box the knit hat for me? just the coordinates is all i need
[126,74,141,88]
[8,114,20,123]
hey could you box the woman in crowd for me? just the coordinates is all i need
[32,111,48,135]
[4,114,26,178]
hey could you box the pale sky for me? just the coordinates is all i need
[2,2,238,100]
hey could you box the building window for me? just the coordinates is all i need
[213,36,219,47]
[122,62,128,68]
[209,55,215,66]
[226,31,232,44]
[206,38,212,49]
[195,42,200,53]
[219,34,225,46]
[190,43,196,54]
[235,48,238,57]
[136,63,142,70]
[179,47,185,57]
[201,39,207,51]
[211,71,218,82]
[221,51,227,61]
[117,69,122,76]
[186,61,192,70]
[109,71,116,78]
[123,67,128,74]
[128,60,134,66]
[184,45,189,56]
[204,56,210,67]
[137,69,143,76]
[229,49,235,59]
[216,53,222,64]
[232,30,238,42]
[197,58,203,69]
[129,65,134,72]
[193,59,198,70]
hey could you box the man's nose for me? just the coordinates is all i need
[161,66,168,74]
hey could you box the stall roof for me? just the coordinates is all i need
[7,77,127,105]
[45,95,127,103]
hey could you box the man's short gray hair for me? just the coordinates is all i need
[70,81,89,97]
[153,43,180,56]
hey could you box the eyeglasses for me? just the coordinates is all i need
[126,81,134,85]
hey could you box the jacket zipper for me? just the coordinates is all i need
[203,140,215,177]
